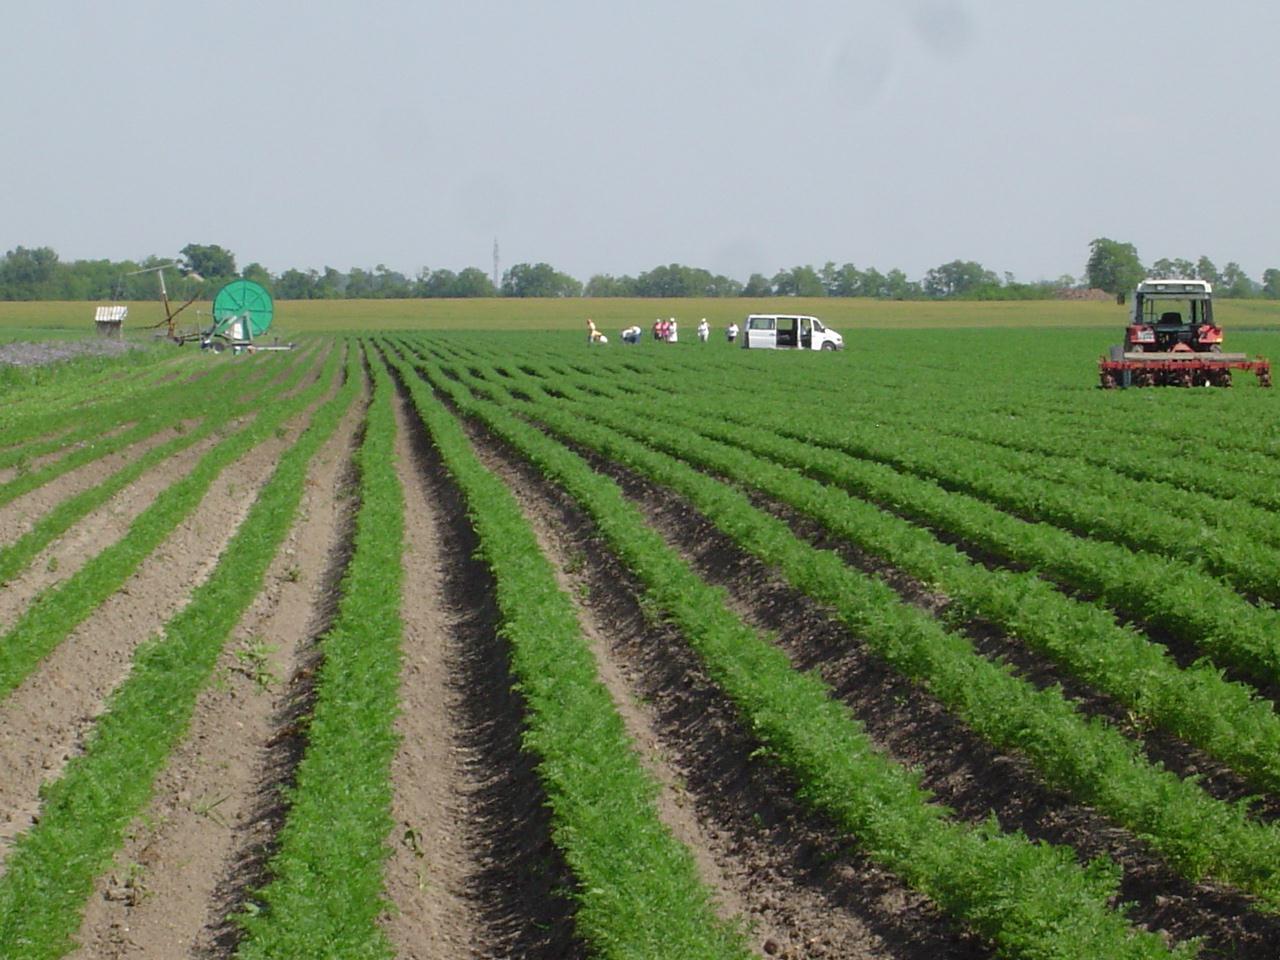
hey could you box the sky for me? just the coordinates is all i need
[3,0,1278,285]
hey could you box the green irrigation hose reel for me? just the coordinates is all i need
[202,279,293,352]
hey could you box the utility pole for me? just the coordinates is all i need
[492,237,500,293]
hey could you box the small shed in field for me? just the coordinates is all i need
[94,305,128,339]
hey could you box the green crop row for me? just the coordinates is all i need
[0,346,327,586]
[236,342,402,958]
[429,347,1280,910]
[395,339,1192,960]
[538,345,1280,598]
[382,341,751,959]
[0,345,343,701]
[0,343,360,960]
[476,355,1280,794]
[525,352,1280,692]
[0,343,288,458]
[0,350,294,501]
[0,345,189,427]
[657,341,1280,504]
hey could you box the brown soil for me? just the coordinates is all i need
[66,364,364,960]
[0,429,223,636]
[0,424,192,548]
[383,372,586,960]
[0,389,334,877]
[451,412,990,960]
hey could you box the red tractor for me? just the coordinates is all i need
[1099,279,1271,388]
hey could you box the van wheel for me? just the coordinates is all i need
[821,341,836,351]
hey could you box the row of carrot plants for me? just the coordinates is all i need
[734,368,1280,543]
[894,403,1280,514]
[0,345,342,701]
[396,339,1195,960]
[665,343,1280,506]
[0,346,307,501]
[600,355,1280,601]
[480,355,1280,794]
[236,343,403,957]
[382,342,752,959]
[0,342,290,456]
[542,354,1280,691]
[427,347,1280,911]
[0,345,191,429]
[568,335,1280,493]
[0,345,326,586]
[0,343,360,960]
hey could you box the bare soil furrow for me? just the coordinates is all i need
[65,378,366,960]
[386,377,584,960]
[581,449,1280,959]
[0,431,225,636]
[458,416,990,960]
[0,400,327,877]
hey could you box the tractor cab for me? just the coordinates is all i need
[1126,279,1221,353]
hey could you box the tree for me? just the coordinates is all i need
[704,273,743,298]
[501,262,582,298]
[179,243,236,283]
[420,268,458,297]
[824,262,867,297]
[922,260,997,298]
[883,268,919,300]
[1085,238,1144,302]
[741,273,772,297]
[241,262,273,290]
[276,269,317,299]
[1218,262,1254,298]
[1194,255,1220,285]
[770,265,825,297]
[860,267,887,298]
[1263,268,1280,299]
[0,246,60,299]
[453,267,497,297]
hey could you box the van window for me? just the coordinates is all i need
[747,316,775,331]
[812,319,825,332]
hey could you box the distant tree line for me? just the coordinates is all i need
[4,240,1280,302]
[1084,237,1280,301]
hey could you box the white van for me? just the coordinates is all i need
[742,314,843,351]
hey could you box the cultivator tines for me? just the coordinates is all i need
[1099,354,1272,389]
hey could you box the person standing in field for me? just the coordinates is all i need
[726,321,739,343]
[587,318,605,344]
[668,318,679,343]
[697,318,709,343]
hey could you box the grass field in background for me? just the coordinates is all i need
[3,296,1280,342]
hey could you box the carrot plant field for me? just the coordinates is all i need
[1,323,1278,959]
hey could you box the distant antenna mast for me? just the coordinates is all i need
[492,237,500,291]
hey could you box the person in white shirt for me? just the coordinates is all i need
[697,318,710,343]
[621,325,642,344]
[726,321,739,343]
[668,318,679,343]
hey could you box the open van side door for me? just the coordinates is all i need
[744,315,776,349]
